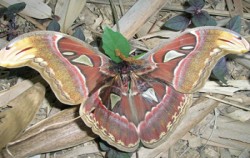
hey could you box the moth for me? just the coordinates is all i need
[0,26,249,152]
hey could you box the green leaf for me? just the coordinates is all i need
[99,140,133,158]
[185,6,198,14]
[102,27,131,63]
[72,27,85,41]
[5,2,26,20]
[99,141,110,151]
[7,2,26,14]
[192,11,217,26]
[226,15,241,33]
[0,7,7,17]
[212,57,228,84]
[46,19,60,31]
[5,12,15,20]
[107,148,132,158]
[206,16,217,26]
[164,15,190,31]
[188,0,205,10]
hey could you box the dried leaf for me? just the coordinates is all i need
[0,38,7,48]
[203,147,220,157]
[220,148,231,158]
[226,109,250,122]
[0,107,96,157]
[200,80,250,95]
[215,0,226,10]
[0,80,35,107]
[0,83,45,149]
[55,0,86,33]
[188,137,202,148]
[194,113,250,148]
[226,0,244,16]
[238,149,250,158]
[0,0,52,19]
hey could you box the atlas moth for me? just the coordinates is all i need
[0,26,249,152]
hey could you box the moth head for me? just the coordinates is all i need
[216,31,250,54]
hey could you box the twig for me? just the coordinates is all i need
[204,94,250,111]
[109,0,120,31]
[200,108,219,151]
[118,0,125,16]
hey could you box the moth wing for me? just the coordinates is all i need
[142,26,249,93]
[0,31,111,105]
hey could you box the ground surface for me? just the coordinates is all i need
[0,0,250,158]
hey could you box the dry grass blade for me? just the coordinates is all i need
[204,95,250,111]
[0,83,45,150]
[226,0,244,17]
[0,80,36,108]
[113,0,171,39]
[200,80,250,96]
[0,107,96,158]
[226,109,250,122]
[0,0,52,19]
[58,143,101,158]
[55,0,86,33]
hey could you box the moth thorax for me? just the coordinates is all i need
[120,73,131,87]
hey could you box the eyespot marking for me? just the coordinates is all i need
[72,55,94,67]
[163,50,185,62]
[62,52,75,56]
[110,93,121,109]
[181,46,195,50]
[142,88,158,102]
